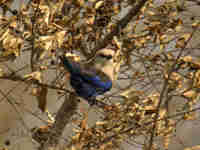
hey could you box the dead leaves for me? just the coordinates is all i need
[95,1,104,9]
[0,0,14,16]
[176,33,191,48]
[35,31,66,59]
[0,0,199,149]
[120,87,141,101]
[0,28,23,60]
[0,15,25,61]
[0,68,4,77]
[24,71,42,82]
[184,145,200,150]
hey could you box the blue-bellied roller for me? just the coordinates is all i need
[60,49,121,105]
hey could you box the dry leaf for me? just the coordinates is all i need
[89,0,97,2]
[114,126,123,132]
[86,16,95,25]
[39,5,50,24]
[183,33,191,41]
[192,21,200,28]
[95,1,104,9]
[113,36,121,49]
[181,56,200,69]
[36,35,53,51]
[160,44,164,50]
[24,71,42,82]
[31,87,38,96]
[55,31,66,47]
[147,11,155,16]
[0,68,4,77]
[176,38,185,48]
[182,56,193,62]
[160,34,167,41]
[144,106,155,111]
[65,53,81,62]
[96,121,107,125]
[120,87,136,98]
[0,29,23,57]
[175,25,182,32]
[184,145,200,150]
[171,72,182,81]
[80,111,88,130]
[183,90,197,99]
[163,135,170,149]
[159,108,166,119]
[176,33,191,48]
[113,49,122,80]
[71,146,77,150]
[183,112,197,120]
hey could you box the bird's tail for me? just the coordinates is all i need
[60,56,75,74]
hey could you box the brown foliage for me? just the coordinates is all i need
[0,0,200,150]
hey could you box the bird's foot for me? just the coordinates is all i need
[87,98,97,106]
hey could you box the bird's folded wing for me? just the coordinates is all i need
[60,55,112,93]
[81,74,112,92]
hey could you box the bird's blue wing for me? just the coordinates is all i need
[81,75,112,94]
[60,55,112,99]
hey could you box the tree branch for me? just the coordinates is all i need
[0,74,70,92]
[36,93,78,150]
[90,0,148,56]
[148,28,196,150]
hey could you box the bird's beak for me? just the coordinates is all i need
[113,50,123,80]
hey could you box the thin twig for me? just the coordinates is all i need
[98,106,200,147]
[0,74,71,93]
[30,1,40,71]
[148,28,196,150]
[0,89,29,131]
[88,0,148,58]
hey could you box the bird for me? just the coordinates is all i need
[60,48,121,105]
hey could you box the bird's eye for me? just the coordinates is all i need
[99,54,106,58]
[106,55,113,59]
[99,54,112,60]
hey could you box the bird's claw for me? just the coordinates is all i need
[87,98,97,106]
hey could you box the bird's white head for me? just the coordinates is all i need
[94,48,122,81]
